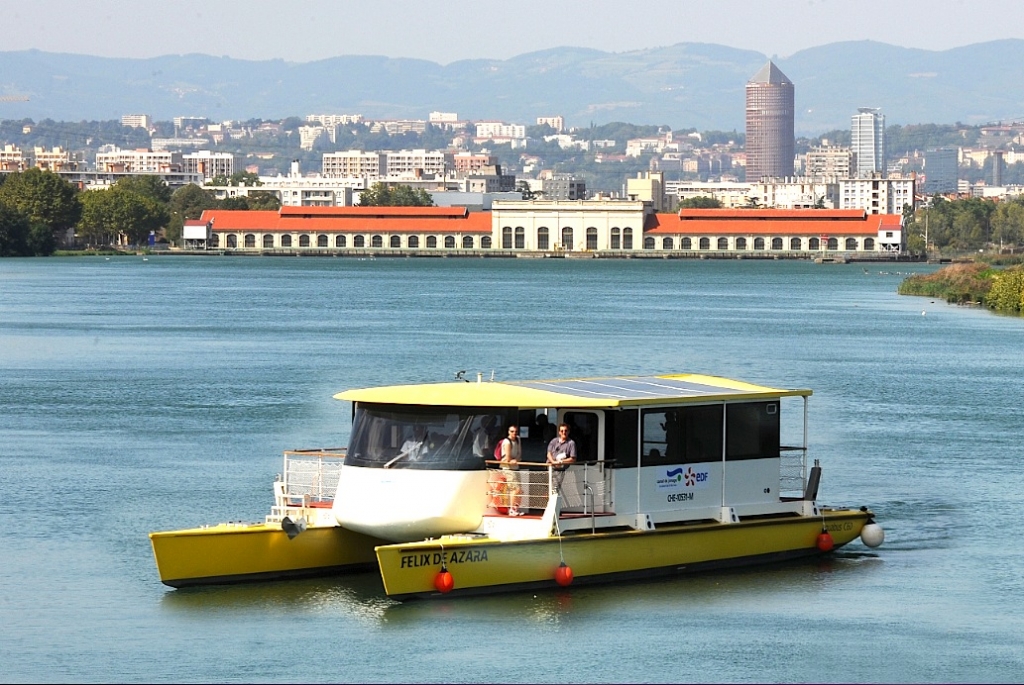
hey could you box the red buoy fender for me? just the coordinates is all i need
[816,531,834,552]
[554,562,573,587]
[434,569,454,593]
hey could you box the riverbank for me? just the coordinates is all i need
[899,260,1024,313]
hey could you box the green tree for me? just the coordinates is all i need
[113,175,173,204]
[166,184,219,244]
[76,187,169,246]
[678,196,722,209]
[229,171,262,187]
[0,204,31,256]
[245,190,281,210]
[358,183,434,207]
[0,168,81,239]
[990,198,1024,249]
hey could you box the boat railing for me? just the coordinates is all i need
[270,449,346,519]
[485,461,611,515]
[779,445,807,498]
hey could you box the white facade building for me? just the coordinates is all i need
[95,148,182,173]
[0,144,23,170]
[666,180,753,208]
[805,146,853,180]
[306,114,363,127]
[753,180,838,209]
[121,114,152,129]
[385,149,449,176]
[322,150,386,178]
[851,108,885,177]
[182,151,235,180]
[475,122,526,140]
[837,176,915,214]
[536,116,565,132]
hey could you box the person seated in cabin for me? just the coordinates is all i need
[399,425,429,462]
[535,413,557,444]
[499,424,524,516]
[546,423,577,491]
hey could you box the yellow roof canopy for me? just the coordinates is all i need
[334,374,810,409]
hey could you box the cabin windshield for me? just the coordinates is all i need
[345,403,516,471]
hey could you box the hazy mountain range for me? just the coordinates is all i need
[3,40,1024,134]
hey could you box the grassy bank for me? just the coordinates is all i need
[899,262,1024,313]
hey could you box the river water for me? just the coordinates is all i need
[1,256,1022,683]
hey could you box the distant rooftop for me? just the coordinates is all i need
[748,61,792,85]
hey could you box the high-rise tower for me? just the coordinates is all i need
[745,61,794,181]
[851,108,885,177]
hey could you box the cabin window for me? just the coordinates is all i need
[563,411,599,462]
[641,405,723,466]
[346,403,517,471]
[605,409,638,468]
[725,402,780,460]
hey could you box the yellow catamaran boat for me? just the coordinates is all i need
[151,373,884,598]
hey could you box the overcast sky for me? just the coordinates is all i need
[1,0,1018,63]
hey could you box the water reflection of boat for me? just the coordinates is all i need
[151,373,884,599]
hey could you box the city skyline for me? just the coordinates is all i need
[2,0,1024,65]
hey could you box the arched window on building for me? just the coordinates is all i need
[735,237,746,250]
[390,235,401,248]
[408,236,419,248]
[444,236,456,248]
[754,237,765,250]
[717,237,728,250]
[623,228,633,250]
[502,226,512,249]
[299,234,310,247]
[561,227,574,250]
[227,234,237,248]
[514,226,525,249]
[610,228,620,250]
[809,237,819,250]
[371,235,383,248]
[463,236,474,249]
[662,237,673,250]
[586,227,598,250]
[699,237,710,250]
[281,235,292,248]
[790,237,801,250]
[537,227,549,250]
[827,237,838,250]
[244,234,255,248]
[336,235,346,248]
[644,236,655,249]
[771,237,783,250]
[318,234,328,248]
[864,238,875,250]
[481,236,492,249]
[845,238,858,250]
[427,236,437,248]
[682,237,692,250]
[210,234,220,248]
[353,235,365,248]
[263,235,274,249]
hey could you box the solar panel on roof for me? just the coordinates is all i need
[510,376,749,400]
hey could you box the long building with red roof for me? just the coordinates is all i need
[194,202,904,255]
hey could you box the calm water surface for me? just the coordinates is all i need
[1,256,1023,683]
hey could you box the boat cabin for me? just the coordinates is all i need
[332,374,814,543]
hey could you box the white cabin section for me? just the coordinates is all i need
[331,375,814,543]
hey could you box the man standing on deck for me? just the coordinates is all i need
[546,423,577,492]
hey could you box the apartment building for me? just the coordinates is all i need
[1,144,24,171]
[452,153,499,176]
[322,150,386,178]
[838,176,915,214]
[182,151,235,180]
[306,114,363,127]
[805,146,853,181]
[385,149,450,177]
[851,108,885,177]
[752,179,838,209]
[121,114,152,129]
[95,148,182,173]
[474,122,526,140]
[536,116,565,133]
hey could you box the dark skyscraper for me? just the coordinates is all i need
[745,61,794,181]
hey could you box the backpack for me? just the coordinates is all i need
[494,439,505,460]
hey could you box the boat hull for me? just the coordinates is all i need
[376,508,872,599]
[149,523,382,588]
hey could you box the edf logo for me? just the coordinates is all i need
[685,466,709,487]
